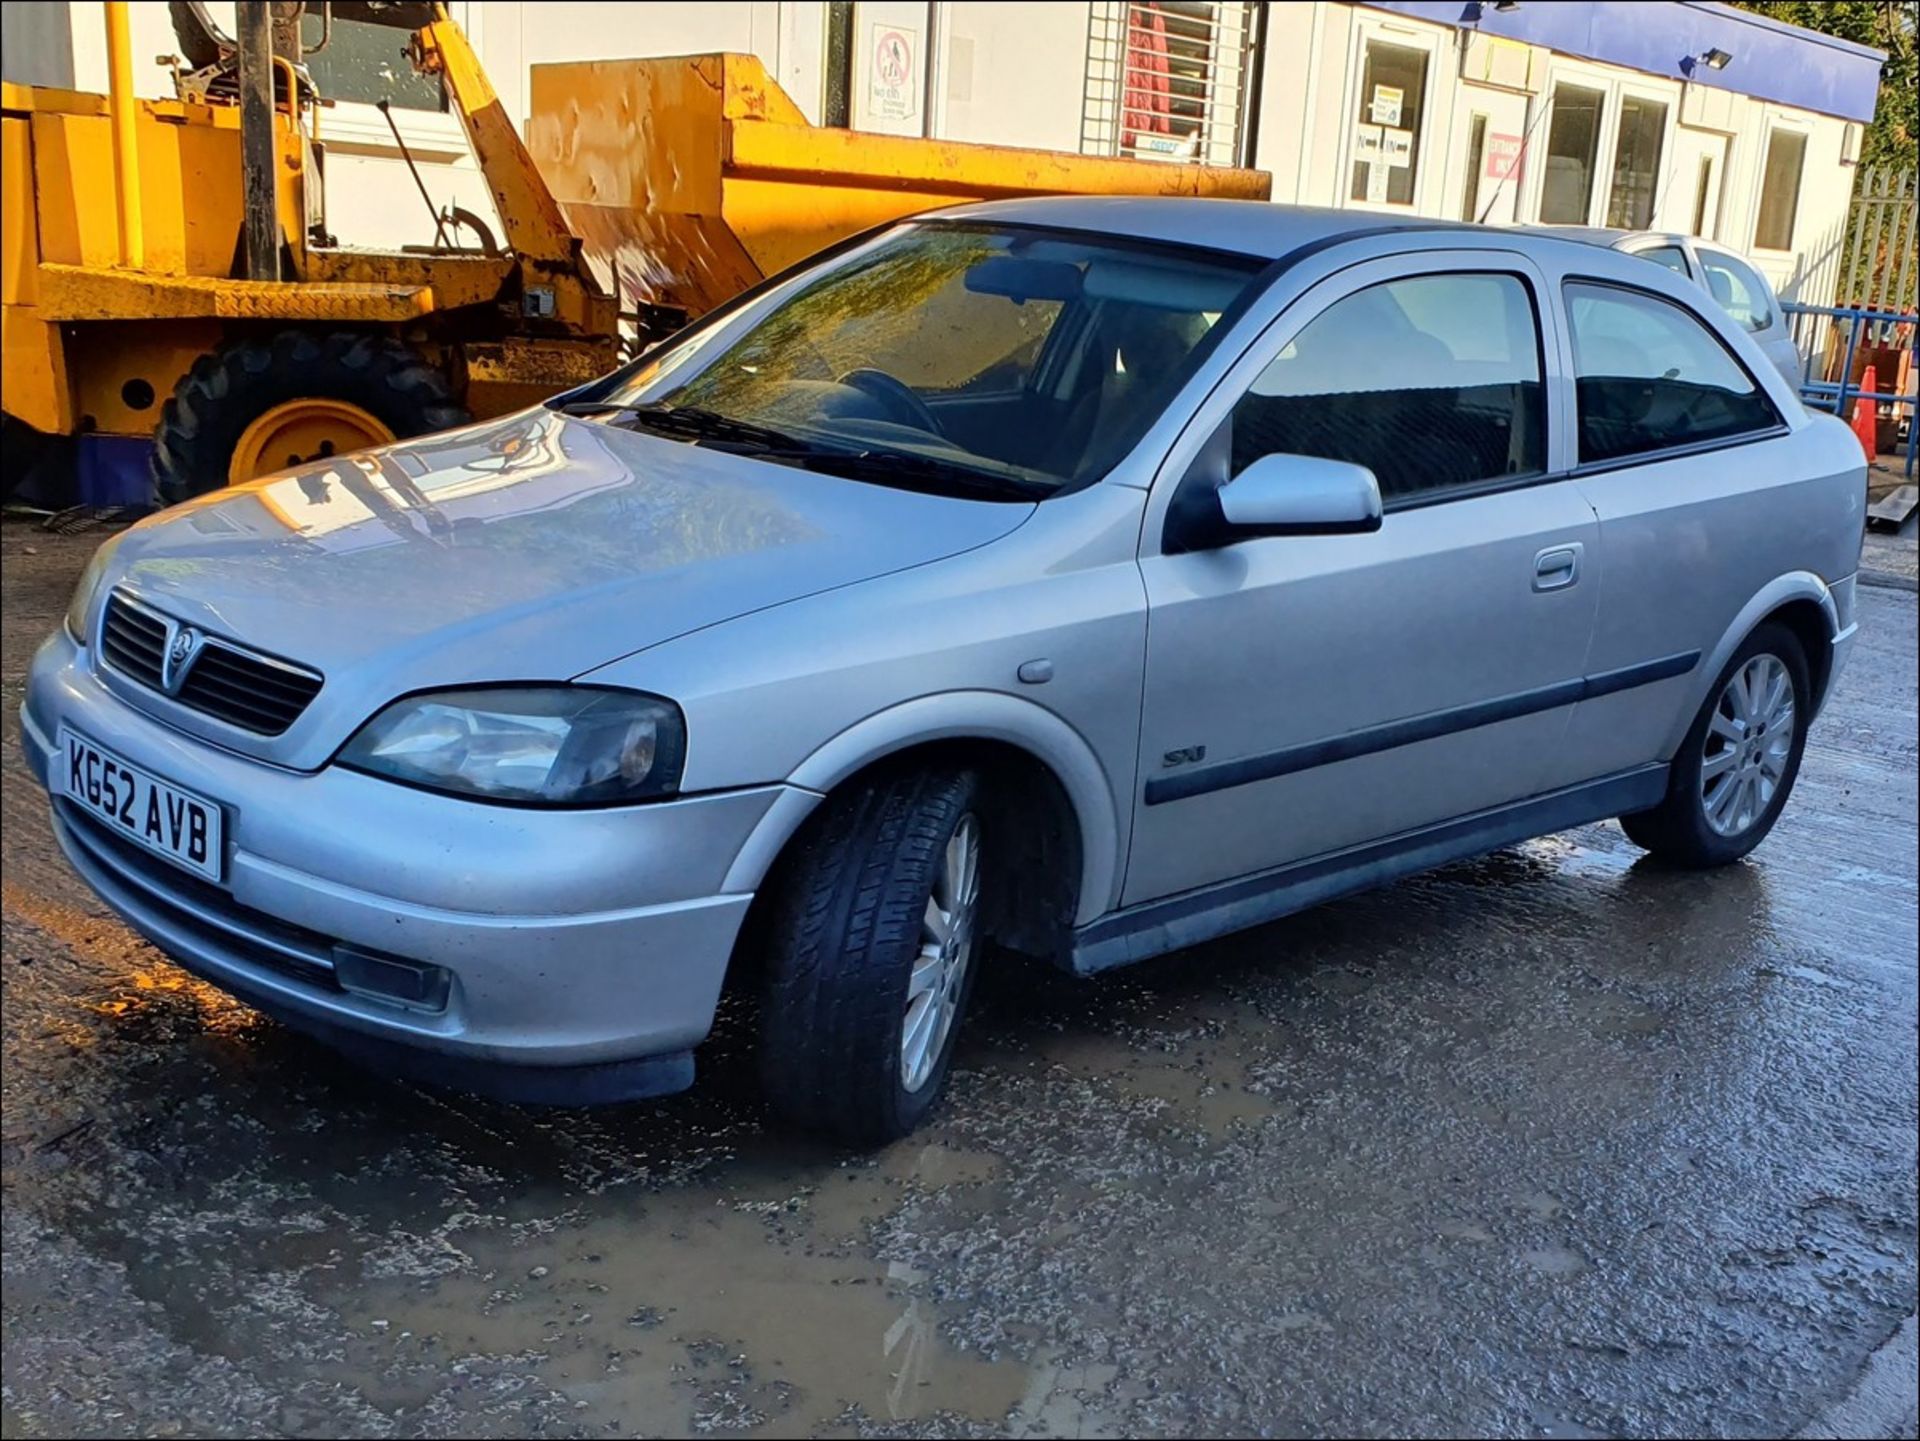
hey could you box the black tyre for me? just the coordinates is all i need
[151,330,468,506]
[759,767,983,1145]
[1619,622,1811,868]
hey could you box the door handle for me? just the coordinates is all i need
[1533,543,1582,592]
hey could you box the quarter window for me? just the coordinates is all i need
[1695,248,1774,333]
[1230,273,1545,502]
[1638,245,1690,276]
[1754,130,1807,251]
[1565,282,1779,464]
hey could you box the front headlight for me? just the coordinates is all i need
[338,687,686,805]
[65,532,127,644]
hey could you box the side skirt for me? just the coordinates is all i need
[1069,765,1668,975]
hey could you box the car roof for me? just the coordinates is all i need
[932,196,1471,261]
[1519,224,1690,251]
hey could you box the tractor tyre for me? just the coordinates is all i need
[150,330,468,507]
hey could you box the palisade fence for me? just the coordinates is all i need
[1837,166,1918,314]
[1783,166,1919,475]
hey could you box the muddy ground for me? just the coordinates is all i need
[2,520,1915,1438]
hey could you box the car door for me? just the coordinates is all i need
[1124,252,1602,908]
[1551,272,1820,778]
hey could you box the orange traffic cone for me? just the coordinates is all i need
[1851,363,1879,460]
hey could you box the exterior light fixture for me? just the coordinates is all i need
[1699,47,1732,69]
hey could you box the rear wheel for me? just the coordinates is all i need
[758,767,983,1145]
[1619,623,1810,867]
[150,330,468,506]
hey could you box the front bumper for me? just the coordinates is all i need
[23,628,794,1104]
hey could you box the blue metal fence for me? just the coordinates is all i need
[1782,301,1917,478]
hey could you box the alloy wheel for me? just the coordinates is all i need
[1700,653,1796,837]
[902,813,980,1093]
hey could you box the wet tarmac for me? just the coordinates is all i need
[3,521,1915,1438]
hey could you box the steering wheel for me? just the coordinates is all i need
[838,368,945,438]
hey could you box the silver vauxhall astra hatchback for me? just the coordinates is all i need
[25,199,1865,1143]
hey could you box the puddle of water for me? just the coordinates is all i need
[1114,1061,1277,1136]
[1521,1246,1590,1279]
[305,1159,1034,1436]
[1034,1029,1274,1138]
[1757,963,1854,991]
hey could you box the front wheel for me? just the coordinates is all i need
[758,768,983,1144]
[1619,622,1810,867]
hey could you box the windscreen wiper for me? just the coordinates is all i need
[616,404,816,451]
[775,447,1049,500]
[556,400,813,451]
[559,401,1043,499]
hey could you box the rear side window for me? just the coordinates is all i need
[1696,248,1773,333]
[1565,282,1779,464]
[1230,272,1545,503]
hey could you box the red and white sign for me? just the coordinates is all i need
[869,26,916,120]
[1485,132,1524,182]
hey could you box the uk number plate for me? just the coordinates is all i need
[58,728,224,881]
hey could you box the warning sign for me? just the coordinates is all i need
[869,25,917,121]
[1368,84,1404,127]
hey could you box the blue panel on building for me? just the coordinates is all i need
[1361,0,1884,124]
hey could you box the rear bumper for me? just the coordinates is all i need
[1823,573,1858,715]
[22,629,792,1103]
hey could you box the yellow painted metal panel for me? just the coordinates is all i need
[1,83,109,117]
[463,336,620,418]
[305,249,516,309]
[25,100,304,280]
[529,52,1272,319]
[169,119,247,276]
[2,109,73,431]
[31,112,119,268]
[724,123,1272,200]
[36,264,437,322]
[2,116,37,307]
[0,311,72,433]
[67,319,221,435]
[417,18,578,266]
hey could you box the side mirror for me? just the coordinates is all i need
[1214,453,1384,538]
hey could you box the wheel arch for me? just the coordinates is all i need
[721,691,1124,928]
[1663,571,1841,757]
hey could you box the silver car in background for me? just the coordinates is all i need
[24,201,1864,1143]
[1536,226,1806,386]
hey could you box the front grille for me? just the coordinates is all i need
[99,592,168,687]
[101,591,323,736]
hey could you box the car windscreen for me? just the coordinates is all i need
[571,223,1265,499]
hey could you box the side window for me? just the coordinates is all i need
[1638,245,1691,276]
[1229,273,1544,502]
[1564,282,1780,464]
[1695,248,1773,333]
